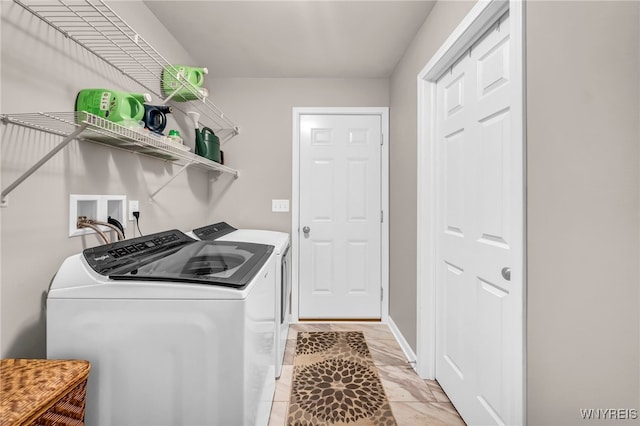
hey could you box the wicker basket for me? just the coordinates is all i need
[1,359,91,426]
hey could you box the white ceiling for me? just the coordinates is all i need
[144,1,436,78]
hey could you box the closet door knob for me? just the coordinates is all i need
[501,267,511,281]
[302,226,310,235]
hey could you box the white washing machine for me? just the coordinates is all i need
[190,222,291,378]
[47,229,276,426]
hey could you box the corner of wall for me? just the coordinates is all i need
[387,316,417,368]
[387,0,476,358]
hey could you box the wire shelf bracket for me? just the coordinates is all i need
[1,120,89,207]
[148,161,192,202]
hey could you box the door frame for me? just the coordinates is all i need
[292,107,390,323]
[416,0,526,422]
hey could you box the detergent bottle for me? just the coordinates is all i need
[161,65,208,101]
[75,89,152,124]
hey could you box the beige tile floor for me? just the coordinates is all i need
[268,323,466,426]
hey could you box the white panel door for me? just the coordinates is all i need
[435,12,522,425]
[298,114,382,319]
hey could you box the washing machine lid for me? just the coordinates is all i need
[83,230,273,289]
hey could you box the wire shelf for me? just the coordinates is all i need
[1,112,238,176]
[14,0,239,136]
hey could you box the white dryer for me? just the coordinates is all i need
[47,230,276,426]
[190,222,291,378]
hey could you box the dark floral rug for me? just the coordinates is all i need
[287,331,397,426]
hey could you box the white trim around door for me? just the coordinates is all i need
[292,107,390,323]
[416,0,526,423]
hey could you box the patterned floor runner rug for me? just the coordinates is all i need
[287,331,397,426]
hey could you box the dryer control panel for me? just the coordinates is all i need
[193,222,237,240]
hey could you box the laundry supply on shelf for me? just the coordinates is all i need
[161,64,209,101]
[75,89,151,124]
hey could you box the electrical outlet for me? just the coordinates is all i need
[272,199,289,212]
[128,200,139,221]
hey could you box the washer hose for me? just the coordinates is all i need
[77,219,110,245]
[77,217,125,243]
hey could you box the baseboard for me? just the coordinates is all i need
[387,316,417,370]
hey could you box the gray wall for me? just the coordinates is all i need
[526,1,640,424]
[205,77,389,233]
[389,0,476,350]
[390,0,640,423]
[0,2,389,357]
[0,0,211,357]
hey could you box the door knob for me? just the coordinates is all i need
[302,226,310,235]
[501,267,511,281]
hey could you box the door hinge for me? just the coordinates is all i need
[380,133,384,146]
[381,210,384,223]
[381,287,383,301]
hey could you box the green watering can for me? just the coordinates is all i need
[195,127,221,163]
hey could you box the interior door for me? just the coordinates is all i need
[298,114,382,319]
[435,12,522,425]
